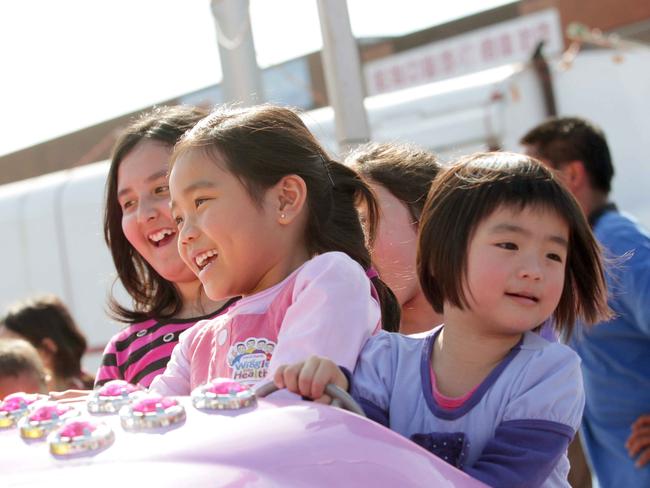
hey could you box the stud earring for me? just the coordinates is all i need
[280,213,286,219]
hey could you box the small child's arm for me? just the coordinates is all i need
[465,346,584,488]
[273,355,349,404]
[148,329,193,396]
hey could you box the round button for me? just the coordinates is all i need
[136,329,148,337]
[87,380,145,414]
[119,395,186,431]
[19,402,79,439]
[48,418,114,456]
[0,393,48,429]
[162,332,175,343]
[191,378,256,411]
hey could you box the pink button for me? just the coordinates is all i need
[205,379,250,395]
[58,420,97,438]
[29,403,72,422]
[1,393,46,412]
[98,380,141,397]
[131,396,178,414]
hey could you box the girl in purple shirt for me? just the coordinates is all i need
[276,153,611,487]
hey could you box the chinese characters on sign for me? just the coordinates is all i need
[365,9,563,95]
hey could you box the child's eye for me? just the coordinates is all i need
[195,198,208,208]
[154,185,169,195]
[547,253,563,263]
[173,216,184,228]
[496,242,518,250]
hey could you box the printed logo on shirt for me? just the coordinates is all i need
[227,337,276,384]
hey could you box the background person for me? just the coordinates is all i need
[95,105,238,388]
[0,338,49,399]
[0,294,94,391]
[346,142,444,334]
[522,117,650,487]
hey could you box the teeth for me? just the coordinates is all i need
[149,229,175,243]
[195,249,218,268]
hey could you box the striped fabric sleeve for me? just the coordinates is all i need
[94,335,124,387]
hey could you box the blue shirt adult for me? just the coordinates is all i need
[570,207,650,487]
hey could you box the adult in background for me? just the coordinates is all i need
[522,117,650,487]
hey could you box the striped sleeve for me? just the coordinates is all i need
[94,333,125,387]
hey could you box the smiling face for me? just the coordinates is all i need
[117,140,197,285]
[169,149,286,300]
[460,205,568,335]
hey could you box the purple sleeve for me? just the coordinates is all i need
[341,366,389,427]
[465,419,574,488]
[346,333,398,427]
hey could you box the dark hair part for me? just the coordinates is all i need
[1,295,91,383]
[0,338,47,385]
[171,104,400,331]
[520,116,614,194]
[346,141,442,223]
[104,105,208,323]
[417,152,611,337]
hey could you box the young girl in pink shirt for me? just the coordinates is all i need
[150,105,399,394]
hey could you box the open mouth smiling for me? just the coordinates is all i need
[148,228,176,247]
[195,249,218,270]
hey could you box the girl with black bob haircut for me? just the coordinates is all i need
[273,152,611,487]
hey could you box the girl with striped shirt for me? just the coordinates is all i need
[95,106,238,388]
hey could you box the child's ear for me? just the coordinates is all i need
[274,174,307,224]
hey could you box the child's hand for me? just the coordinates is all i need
[626,413,650,467]
[274,355,349,404]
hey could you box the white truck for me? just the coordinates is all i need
[1,47,649,372]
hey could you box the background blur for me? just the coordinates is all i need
[2,0,649,183]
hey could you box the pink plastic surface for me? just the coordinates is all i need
[0,395,486,487]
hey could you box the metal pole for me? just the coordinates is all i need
[316,0,370,153]
[211,0,264,105]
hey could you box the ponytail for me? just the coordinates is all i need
[310,159,401,332]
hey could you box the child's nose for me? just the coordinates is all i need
[519,257,543,280]
[179,219,199,244]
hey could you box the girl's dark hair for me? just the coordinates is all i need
[1,295,93,386]
[417,152,611,338]
[346,141,442,223]
[171,104,400,332]
[104,105,208,323]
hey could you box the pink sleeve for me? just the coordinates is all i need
[148,327,193,396]
[268,252,380,374]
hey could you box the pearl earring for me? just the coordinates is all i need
[281,213,286,219]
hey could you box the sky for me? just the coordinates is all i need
[0,0,512,157]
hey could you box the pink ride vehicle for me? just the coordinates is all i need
[0,379,485,487]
